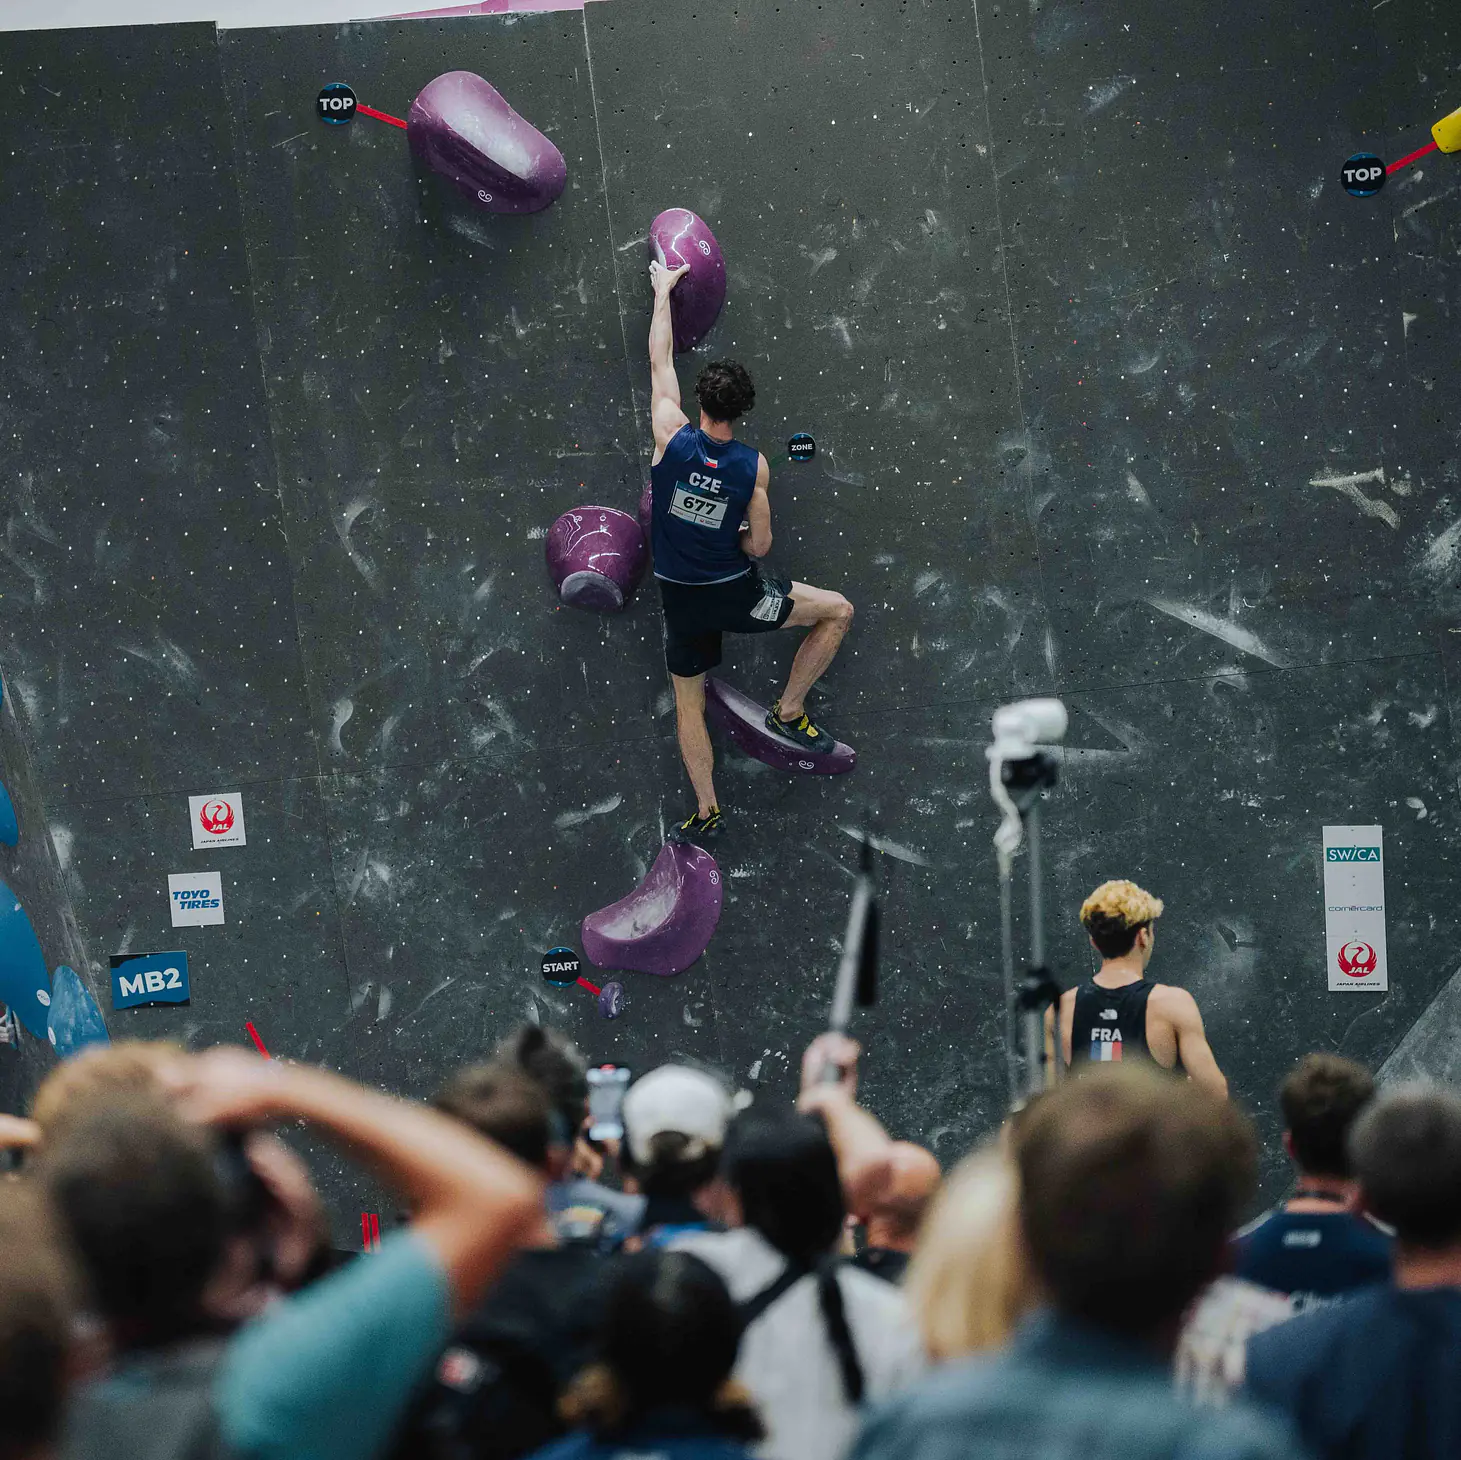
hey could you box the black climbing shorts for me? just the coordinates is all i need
[658,569,795,677]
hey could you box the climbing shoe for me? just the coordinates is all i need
[766,701,835,754]
[670,806,723,844]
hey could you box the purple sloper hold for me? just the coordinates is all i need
[407,71,567,214]
[705,676,857,776]
[581,841,723,977]
[546,506,648,612]
[648,208,727,352]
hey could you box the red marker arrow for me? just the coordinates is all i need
[357,103,407,130]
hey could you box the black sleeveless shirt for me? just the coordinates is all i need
[1069,980,1155,1067]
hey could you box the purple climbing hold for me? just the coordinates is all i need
[581,840,723,977]
[638,482,654,539]
[546,506,648,612]
[407,71,567,214]
[705,676,857,776]
[649,208,727,352]
[598,980,626,1020]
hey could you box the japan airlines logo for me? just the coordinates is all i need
[198,798,235,837]
[1337,941,1378,978]
[189,792,246,849]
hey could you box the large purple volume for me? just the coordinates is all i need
[407,71,567,214]
[581,841,723,977]
[649,208,727,352]
[546,506,648,612]
[706,676,857,775]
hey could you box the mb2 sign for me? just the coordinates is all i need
[110,951,191,1010]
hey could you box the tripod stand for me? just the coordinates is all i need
[986,696,1066,1109]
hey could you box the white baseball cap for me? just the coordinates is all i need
[621,1065,734,1167]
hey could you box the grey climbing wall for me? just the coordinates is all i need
[0,24,359,1209]
[0,0,1458,1222]
[217,14,717,1107]
[970,0,1461,1187]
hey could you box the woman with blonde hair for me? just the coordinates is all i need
[902,1146,1032,1362]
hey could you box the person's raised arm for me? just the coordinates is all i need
[797,1033,895,1215]
[1166,989,1229,1100]
[166,1049,541,1316]
[741,455,773,557]
[649,261,691,458]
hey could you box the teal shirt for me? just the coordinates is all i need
[218,1232,450,1460]
[852,1309,1307,1460]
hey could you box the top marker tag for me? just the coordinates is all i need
[1339,152,1385,197]
[318,83,358,125]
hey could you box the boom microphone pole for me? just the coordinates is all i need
[822,830,880,1082]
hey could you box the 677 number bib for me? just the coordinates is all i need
[669,483,728,529]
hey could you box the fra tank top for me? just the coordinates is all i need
[651,424,760,585]
[1068,980,1155,1067]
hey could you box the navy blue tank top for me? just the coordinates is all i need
[651,424,760,585]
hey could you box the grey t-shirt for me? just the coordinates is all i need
[64,1339,232,1460]
[671,1227,925,1460]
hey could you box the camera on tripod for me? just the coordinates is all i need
[987,698,1068,1107]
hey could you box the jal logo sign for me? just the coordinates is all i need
[168,871,225,928]
[110,951,191,1010]
[1322,825,1387,992]
[1337,941,1379,978]
[190,793,247,849]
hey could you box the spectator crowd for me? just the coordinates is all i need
[1,890,1459,1460]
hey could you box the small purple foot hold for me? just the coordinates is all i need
[598,980,626,1019]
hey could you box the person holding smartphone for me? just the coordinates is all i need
[493,1026,646,1254]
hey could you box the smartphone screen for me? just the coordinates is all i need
[586,1063,632,1142]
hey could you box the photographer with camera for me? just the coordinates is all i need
[40,1046,541,1460]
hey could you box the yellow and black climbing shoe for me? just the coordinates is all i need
[767,701,834,754]
[670,806,723,844]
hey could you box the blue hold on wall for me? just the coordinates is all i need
[0,881,53,1039]
[0,779,16,848]
[47,966,110,1060]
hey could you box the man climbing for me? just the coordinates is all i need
[648,260,854,841]
[1046,879,1229,1098]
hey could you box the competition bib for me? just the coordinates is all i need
[669,483,728,529]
